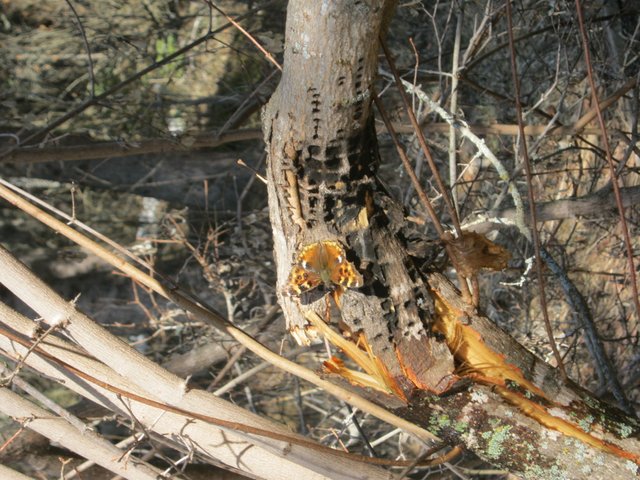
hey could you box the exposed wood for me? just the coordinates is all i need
[263,0,453,395]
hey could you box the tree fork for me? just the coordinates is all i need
[262,1,640,477]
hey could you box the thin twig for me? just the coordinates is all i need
[213,348,320,398]
[381,74,531,241]
[505,0,567,380]
[575,0,640,335]
[458,0,498,70]
[463,13,617,74]
[344,405,377,458]
[63,0,95,98]
[206,2,282,71]
[217,69,280,137]
[0,10,257,157]
[0,424,26,454]
[540,247,632,413]
[0,322,62,386]
[380,37,463,237]
[462,185,640,233]
[615,76,639,176]
[207,346,247,392]
[373,92,473,301]
[0,178,161,281]
[0,182,439,444]
[449,9,463,211]
[6,370,89,432]
[0,323,440,468]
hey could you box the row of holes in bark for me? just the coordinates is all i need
[307,56,367,141]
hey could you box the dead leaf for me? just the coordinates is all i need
[445,231,511,276]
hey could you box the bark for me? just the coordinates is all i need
[264,0,453,396]
[0,388,164,480]
[263,1,640,478]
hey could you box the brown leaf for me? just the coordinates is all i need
[445,231,511,277]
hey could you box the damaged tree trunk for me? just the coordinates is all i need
[263,0,454,397]
[263,1,640,478]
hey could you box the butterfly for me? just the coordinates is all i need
[285,240,364,297]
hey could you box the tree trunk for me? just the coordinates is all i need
[263,1,640,478]
[264,0,454,396]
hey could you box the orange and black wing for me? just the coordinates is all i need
[324,241,363,289]
[285,264,322,296]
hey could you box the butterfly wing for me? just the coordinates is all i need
[285,263,322,296]
[286,241,363,297]
[324,241,364,289]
